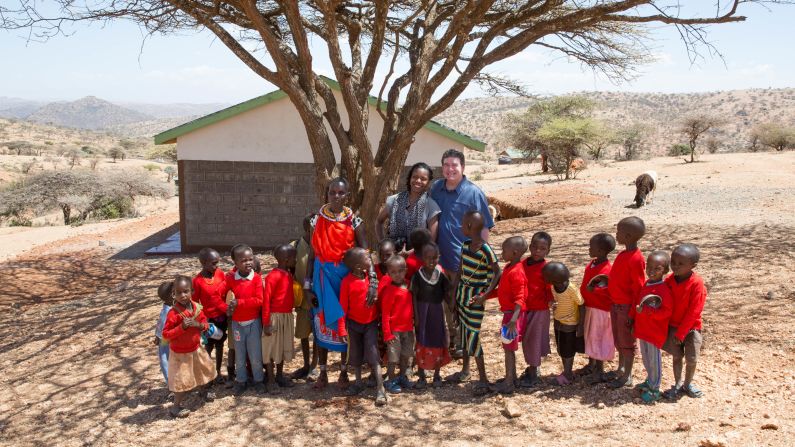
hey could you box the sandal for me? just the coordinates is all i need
[169,406,190,418]
[641,389,662,403]
[290,366,310,380]
[375,388,388,406]
[414,377,427,390]
[584,372,607,385]
[683,384,703,398]
[663,385,681,400]
[472,381,491,397]
[313,372,328,390]
[346,382,365,396]
[555,374,572,386]
[445,371,471,383]
[276,376,295,388]
[432,375,443,388]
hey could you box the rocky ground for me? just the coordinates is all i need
[1,152,793,446]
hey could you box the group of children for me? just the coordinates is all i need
[154,177,708,417]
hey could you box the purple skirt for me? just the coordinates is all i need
[521,309,551,367]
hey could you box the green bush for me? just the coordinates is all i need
[8,218,32,227]
[143,163,161,172]
[668,144,690,157]
[94,197,135,220]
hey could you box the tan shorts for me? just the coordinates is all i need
[261,312,295,364]
[662,326,702,363]
[294,308,312,340]
[387,331,415,363]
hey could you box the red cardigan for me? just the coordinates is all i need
[405,252,423,284]
[665,272,707,341]
[498,262,528,312]
[339,274,378,336]
[162,301,209,353]
[524,258,553,311]
[608,248,646,305]
[192,269,228,319]
[223,270,264,322]
[631,280,672,348]
[262,268,294,325]
[380,282,414,341]
[580,259,613,312]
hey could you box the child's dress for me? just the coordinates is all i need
[162,301,217,392]
[410,266,452,370]
[456,239,498,357]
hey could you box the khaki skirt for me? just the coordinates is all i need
[168,346,217,392]
[261,312,295,364]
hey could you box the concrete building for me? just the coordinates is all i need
[154,77,485,252]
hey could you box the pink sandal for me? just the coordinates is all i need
[556,374,571,386]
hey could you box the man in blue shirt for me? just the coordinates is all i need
[430,149,495,359]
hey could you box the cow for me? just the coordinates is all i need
[634,170,658,208]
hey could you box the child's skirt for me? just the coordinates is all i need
[261,312,295,364]
[415,300,451,370]
[584,307,615,361]
[521,309,551,367]
[456,284,486,357]
[168,346,217,393]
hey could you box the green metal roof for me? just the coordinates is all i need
[154,76,486,151]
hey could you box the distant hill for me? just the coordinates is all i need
[0,97,45,119]
[117,102,228,119]
[435,88,795,155]
[27,97,154,130]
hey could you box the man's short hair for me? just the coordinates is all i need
[441,149,465,167]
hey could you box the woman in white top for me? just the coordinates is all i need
[375,162,441,251]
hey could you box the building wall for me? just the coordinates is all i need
[176,90,465,165]
[179,159,318,251]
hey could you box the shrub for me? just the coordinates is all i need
[668,144,690,157]
[94,196,135,219]
[143,163,161,172]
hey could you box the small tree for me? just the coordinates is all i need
[146,144,177,162]
[163,166,176,183]
[108,147,125,163]
[753,123,795,151]
[668,143,691,157]
[20,159,37,174]
[705,137,721,154]
[89,156,100,170]
[536,117,593,180]
[581,121,616,161]
[748,134,760,152]
[616,123,648,161]
[5,140,30,156]
[679,115,725,163]
[65,148,82,169]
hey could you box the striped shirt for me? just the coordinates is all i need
[552,282,584,326]
[459,240,498,288]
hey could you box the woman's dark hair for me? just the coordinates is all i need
[405,162,433,191]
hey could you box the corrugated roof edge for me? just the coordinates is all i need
[154,76,486,151]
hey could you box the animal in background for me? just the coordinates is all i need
[634,171,658,208]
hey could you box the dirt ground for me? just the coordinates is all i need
[1,152,793,447]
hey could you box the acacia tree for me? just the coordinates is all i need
[752,123,795,151]
[679,114,725,163]
[2,1,780,229]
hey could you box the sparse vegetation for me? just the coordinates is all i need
[679,114,725,163]
[752,123,795,152]
[163,166,176,183]
[143,163,161,172]
[108,147,126,163]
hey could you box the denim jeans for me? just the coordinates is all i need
[231,319,264,383]
[158,343,170,385]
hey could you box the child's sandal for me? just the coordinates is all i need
[472,382,492,397]
[169,406,190,418]
[663,385,681,400]
[683,384,703,398]
[641,389,662,403]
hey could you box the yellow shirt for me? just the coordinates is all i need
[553,282,584,325]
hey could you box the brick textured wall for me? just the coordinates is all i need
[181,160,319,250]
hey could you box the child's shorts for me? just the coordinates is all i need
[346,318,380,368]
[387,331,415,363]
[610,304,637,355]
[501,310,526,352]
[554,320,585,358]
[662,327,702,363]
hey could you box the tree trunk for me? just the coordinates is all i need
[61,204,71,225]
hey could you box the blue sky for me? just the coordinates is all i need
[1,2,792,104]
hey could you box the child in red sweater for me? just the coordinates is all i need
[224,244,266,395]
[495,236,528,395]
[261,244,298,392]
[630,250,672,403]
[380,255,415,394]
[405,228,431,282]
[376,238,397,283]
[520,231,553,388]
[162,275,217,418]
[192,248,228,383]
[581,233,616,384]
[607,216,646,389]
[339,247,386,405]
[662,243,707,400]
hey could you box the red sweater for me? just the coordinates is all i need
[524,259,553,311]
[262,268,294,325]
[580,259,613,312]
[223,270,264,322]
[380,282,414,341]
[192,269,228,319]
[405,252,423,283]
[339,274,378,336]
[498,262,528,312]
[608,248,646,305]
[631,280,672,348]
[162,301,209,353]
[665,272,707,341]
